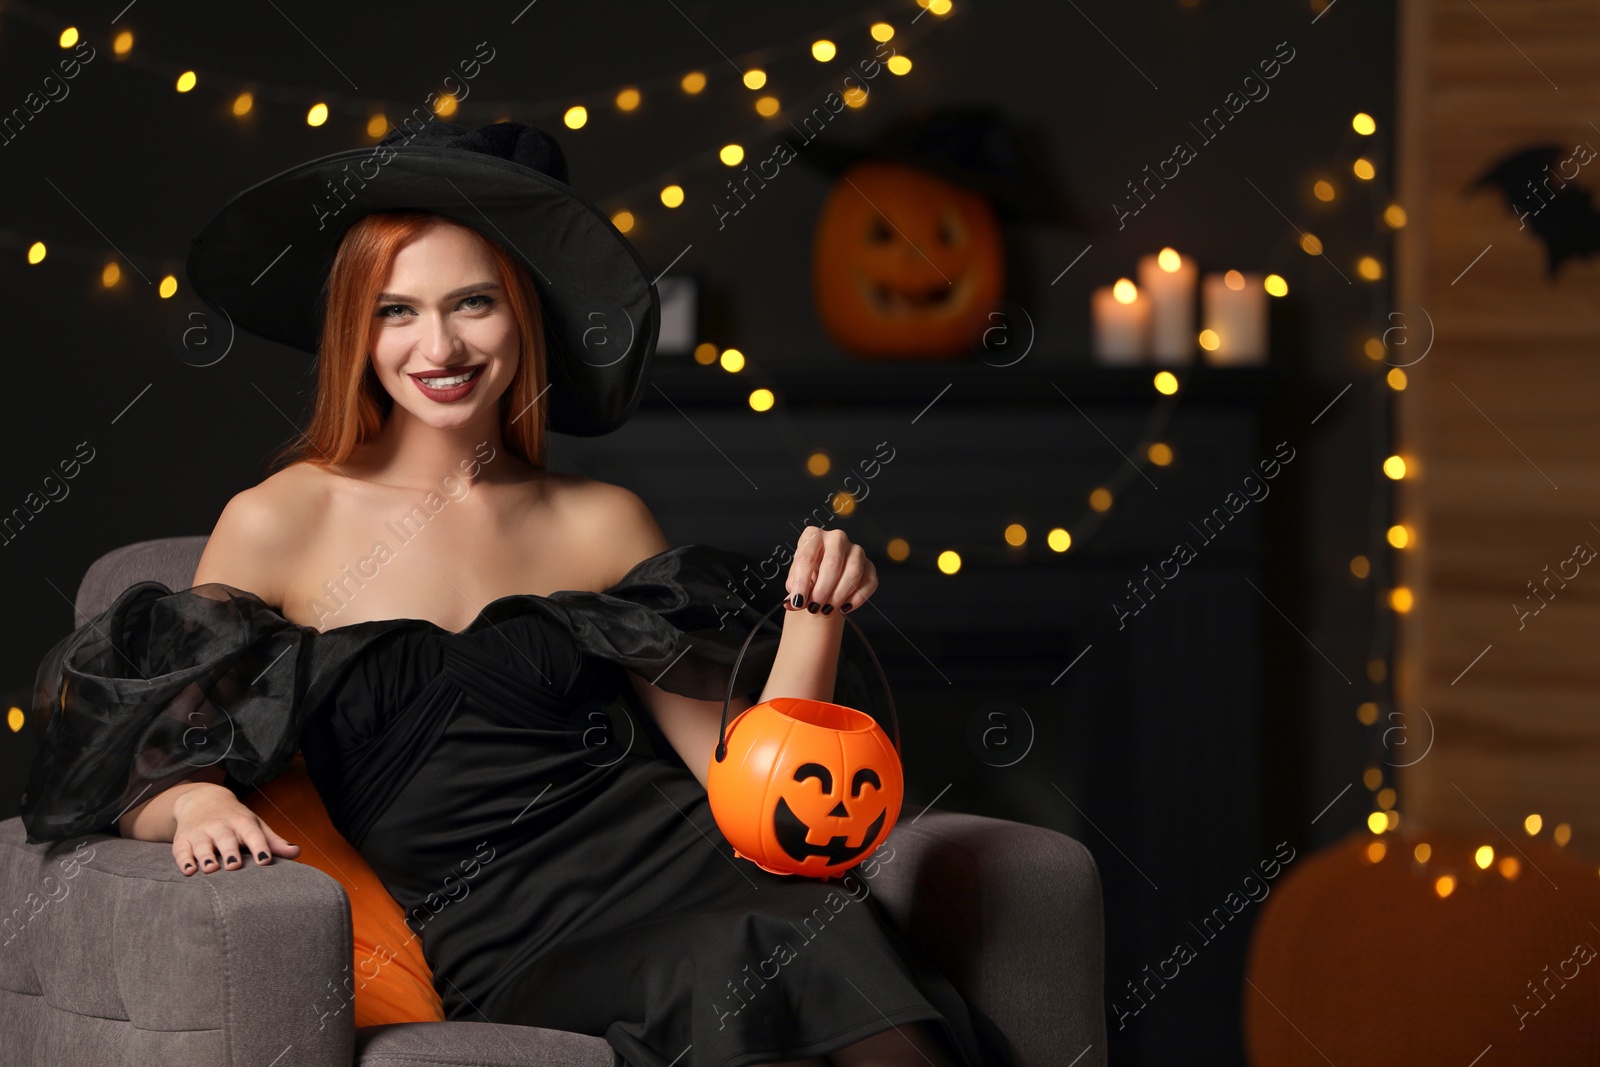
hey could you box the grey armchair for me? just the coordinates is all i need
[0,536,1107,1067]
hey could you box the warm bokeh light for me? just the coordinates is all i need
[681,71,707,94]
[433,93,458,118]
[1198,329,1221,351]
[1158,247,1182,272]
[831,491,857,516]
[755,96,780,117]
[843,87,868,108]
[1365,337,1387,360]
[719,144,745,166]
[1377,787,1396,811]
[1358,704,1379,728]
[887,537,911,561]
[1365,841,1387,863]
[113,30,133,55]
[1387,524,1411,549]
[806,452,831,476]
[1414,842,1432,863]
[611,210,635,234]
[1434,875,1456,898]
[366,114,388,137]
[1384,204,1407,228]
[1383,455,1408,480]
[1004,523,1027,547]
[1300,232,1323,255]
[1367,811,1387,833]
[1147,442,1174,466]
[1352,112,1377,135]
[234,93,256,117]
[1357,256,1383,280]
[747,388,774,412]
[1499,856,1521,879]
[1224,269,1245,290]
[1387,368,1407,390]
[1153,370,1179,395]
[306,102,329,126]
[1089,488,1113,512]
[812,40,837,61]
[660,184,685,208]
[1112,278,1138,304]
[616,88,641,112]
[937,550,962,575]
[1350,555,1370,579]
[26,241,46,265]
[176,70,197,92]
[6,706,23,733]
[927,0,954,13]
[1555,823,1572,847]
[693,342,718,365]
[159,275,178,298]
[1386,810,1401,831]
[563,105,588,129]
[1525,813,1543,835]
[1388,587,1413,613]
[101,262,119,287]
[1264,274,1289,297]
[59,27,79,48]
[887,55,913,75]
[718,347,744,372]
[1353,158,1376,180]
[742,69,767,90]
[871,21,895,41]
[1313,180,1335,202]
[1047,527,1072,552]
[1474,845,1494,869]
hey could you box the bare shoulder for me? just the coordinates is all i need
[191,462,333,605]
[543,473,671,587]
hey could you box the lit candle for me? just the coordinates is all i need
[1091,278,1150,364]
[1137,247,1198,364]
[1200,270,1267,365]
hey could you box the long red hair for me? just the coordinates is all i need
[268,210,549,473]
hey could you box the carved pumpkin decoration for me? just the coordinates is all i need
[708,696,903,878]
[812,161,1004,359]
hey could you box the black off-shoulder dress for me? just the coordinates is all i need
[20,544,1011,1067]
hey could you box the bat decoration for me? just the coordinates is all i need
[1472,142,1600,276]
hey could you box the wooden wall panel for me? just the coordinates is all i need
[1398,0,1600,861]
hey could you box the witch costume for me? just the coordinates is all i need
[19,121,1012,1067]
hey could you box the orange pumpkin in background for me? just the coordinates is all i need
[812,160,1005,359]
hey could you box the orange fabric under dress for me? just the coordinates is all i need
[242,753,447,1028]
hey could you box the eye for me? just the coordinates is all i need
[459,294,495,311]
[793,762,833,794]
[851,768,880,798]
[376,303,411,319]
[867,214,892,244]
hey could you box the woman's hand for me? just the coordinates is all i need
[784,527,878,616]
[170,783,301,876]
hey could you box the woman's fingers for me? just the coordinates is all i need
[824,544,877,614]
[260,820,302,860]
[237,820,275,866]
[808,533,853,612]
[786,527,826,609]
[173,838,198,876]
[209,826,243,871]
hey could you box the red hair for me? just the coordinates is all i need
[268,210,549,473]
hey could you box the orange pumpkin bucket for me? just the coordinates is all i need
[707,599,903,879]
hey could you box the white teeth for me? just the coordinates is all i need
[418,368,478,388]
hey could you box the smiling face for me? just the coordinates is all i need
[811,160,1005,358]
[368,220,520,431]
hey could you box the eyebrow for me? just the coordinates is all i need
[376,282,501,304]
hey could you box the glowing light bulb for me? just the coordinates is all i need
[1112,278,1138,304]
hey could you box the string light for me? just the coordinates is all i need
[742,69,768,90]
[1300,232,1323,255]
[1047,528,1072,552]
[306,103,329,127]
[176,70,197,92]
[719,144,745,166]
[886,538,910,561]
[1353,158,1376,180]
[659,184,685,208]
[1088,487,1113,512]
[1352,112,1377,135]
[615,88,641,112]
[680,71,707,94]
[747,388,774,412]
[1383,455,1407,480]
[937,550,962,575]
[1004,524,1027,546]
[1314,180,1335,202]
[1152,370,1179,395]
[718,347,743,372]
[58,27,78,48]
[812,40,837,61]
[1386,367,1407,390]
[610,210,635,234]
[563,106,588,129]
[26,241,46,265]
[887,55,913,75]
[1264,274,1289,297]
[113,30,133,55]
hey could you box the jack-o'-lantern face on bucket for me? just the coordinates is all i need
[812,160,1004,358]
[776,760,888,868]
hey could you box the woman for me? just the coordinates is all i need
[20,122,1010,1067]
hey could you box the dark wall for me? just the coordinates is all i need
[1,2,1395,1062]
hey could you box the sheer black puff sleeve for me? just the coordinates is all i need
[545,543,893,729]
[18,581,402,845]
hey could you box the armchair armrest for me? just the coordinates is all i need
[0,816,354,1067]
[869,808,1107,1067]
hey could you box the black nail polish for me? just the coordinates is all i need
[257,851,269,862]
[821,604,833,615]
[790,592,803,608]
[183,863,194,871]
[840,602,852,613]
[226,855,238,866]
[807,601,819,613]
[202,859,215,867]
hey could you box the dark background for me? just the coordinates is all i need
[0,1,1396,1062]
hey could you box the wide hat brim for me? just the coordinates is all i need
[186,144,658,437]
